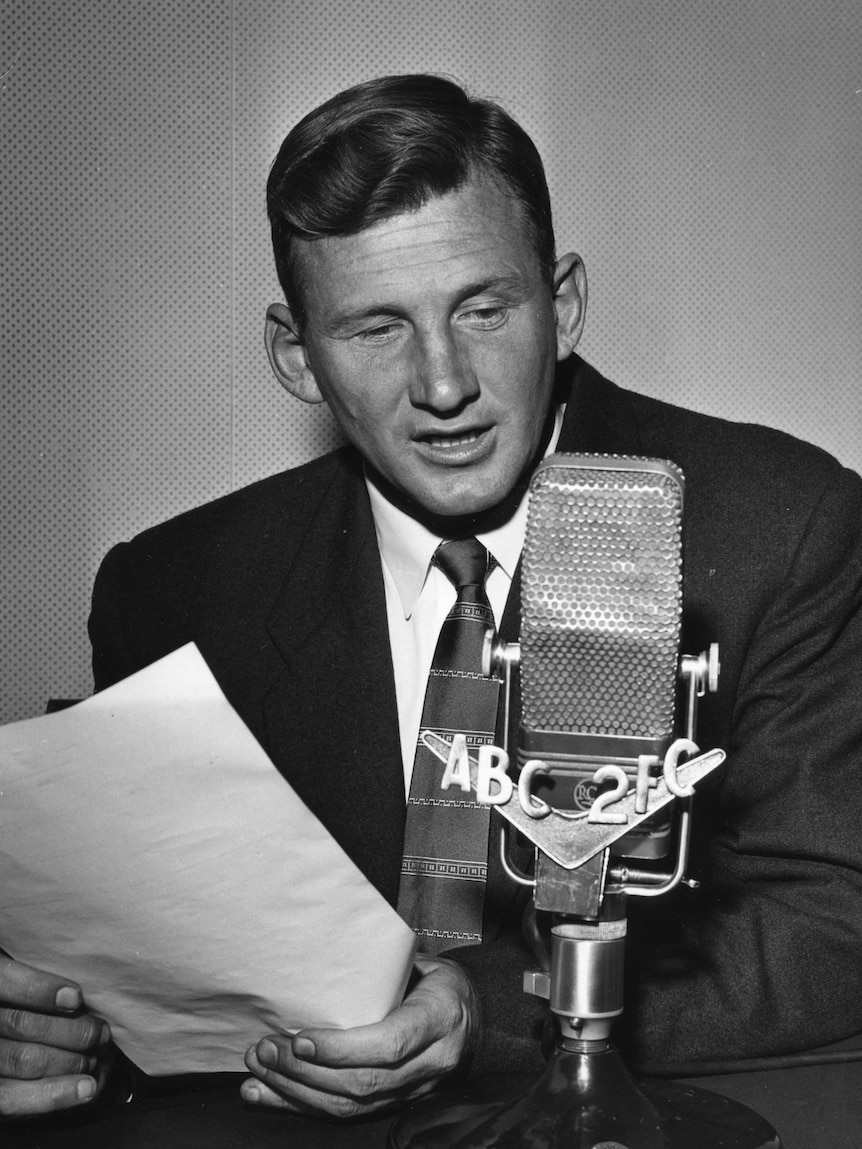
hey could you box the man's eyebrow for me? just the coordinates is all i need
[454,275,530,303]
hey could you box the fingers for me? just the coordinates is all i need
[241,1046,433,1120]
[0,956,111,1118]
[0,1074,98,1119]
[279,999,441,1072]
[0,1006,107,1056]
[0,1034,102,1081]
[290,958,474,1070]
[241,958,479,1119]
[239,1077,295,1112]
[240,1072,410,1120]
[245,1037,408,1103]
[0,956,83,1015]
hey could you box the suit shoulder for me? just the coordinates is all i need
[123,447,359,555]
[624,385,859,511]
[93,447,367,609]
[565,358,857,501]
[614,384,862,617]
[566,361,861,562]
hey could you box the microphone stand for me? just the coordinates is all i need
[388,645,782,1149]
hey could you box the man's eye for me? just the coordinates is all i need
[462,306,507,327]
[355,323,400,343]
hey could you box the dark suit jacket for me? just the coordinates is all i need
[89,356,862,1073]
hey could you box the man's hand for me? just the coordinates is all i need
[0,955,110,1118]
[241,955,479,1120]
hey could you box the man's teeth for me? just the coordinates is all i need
[427,431,479,448]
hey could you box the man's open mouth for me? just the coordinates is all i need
[423,431,481,449]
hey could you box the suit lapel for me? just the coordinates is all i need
[261,455,406,906]
[556,355,644,457]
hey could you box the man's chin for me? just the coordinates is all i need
[403,481,528,534]
[365,462,532,531]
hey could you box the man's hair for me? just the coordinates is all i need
[266,73,556,329]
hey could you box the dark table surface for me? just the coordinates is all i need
[5,1038,862,1149]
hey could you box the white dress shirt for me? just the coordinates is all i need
[366,407,564,793]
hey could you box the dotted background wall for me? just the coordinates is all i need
[2,0,860,724]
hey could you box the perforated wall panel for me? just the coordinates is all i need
[3,0,860,722]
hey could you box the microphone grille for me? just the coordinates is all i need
[520,455,683,740]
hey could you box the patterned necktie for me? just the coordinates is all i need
[397,538,502,954]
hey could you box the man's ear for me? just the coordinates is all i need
[264,302,325,404]
[551,253,588,360]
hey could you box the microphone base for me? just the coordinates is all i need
[387,1044,781,1149]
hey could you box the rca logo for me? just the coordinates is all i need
[571,778,600,811]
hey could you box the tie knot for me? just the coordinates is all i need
[433,537,492,592]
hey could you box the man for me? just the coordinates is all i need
[2,74,861,1122]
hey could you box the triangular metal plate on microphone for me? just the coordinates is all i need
[421,731,725,870]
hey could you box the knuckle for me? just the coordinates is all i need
[0,962,21,1008]
[75,1015,102,1050]
[0,965,46,1012]
[353,1066,386,1097]
[0,1008,98,1055]
[7,1041,50,1081]
[287,1058,316,1087]
[437,1040,462,1075]
[389,1028,414,1065]
[330,1092,365,1120]
[0,1010,32,1042]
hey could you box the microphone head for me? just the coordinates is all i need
[519,454,684,780]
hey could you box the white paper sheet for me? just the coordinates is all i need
[0,644,417,1074]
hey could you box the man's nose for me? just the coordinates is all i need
[409,329,480,412]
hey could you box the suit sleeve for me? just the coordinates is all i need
[89,543,140,690]
[620,465,862,1067]
[89,539,196,691]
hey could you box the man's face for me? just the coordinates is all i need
[286,178,581,520]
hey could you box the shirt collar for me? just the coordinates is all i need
[367,405,565,619]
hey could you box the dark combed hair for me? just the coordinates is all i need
[267,74,556,328]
